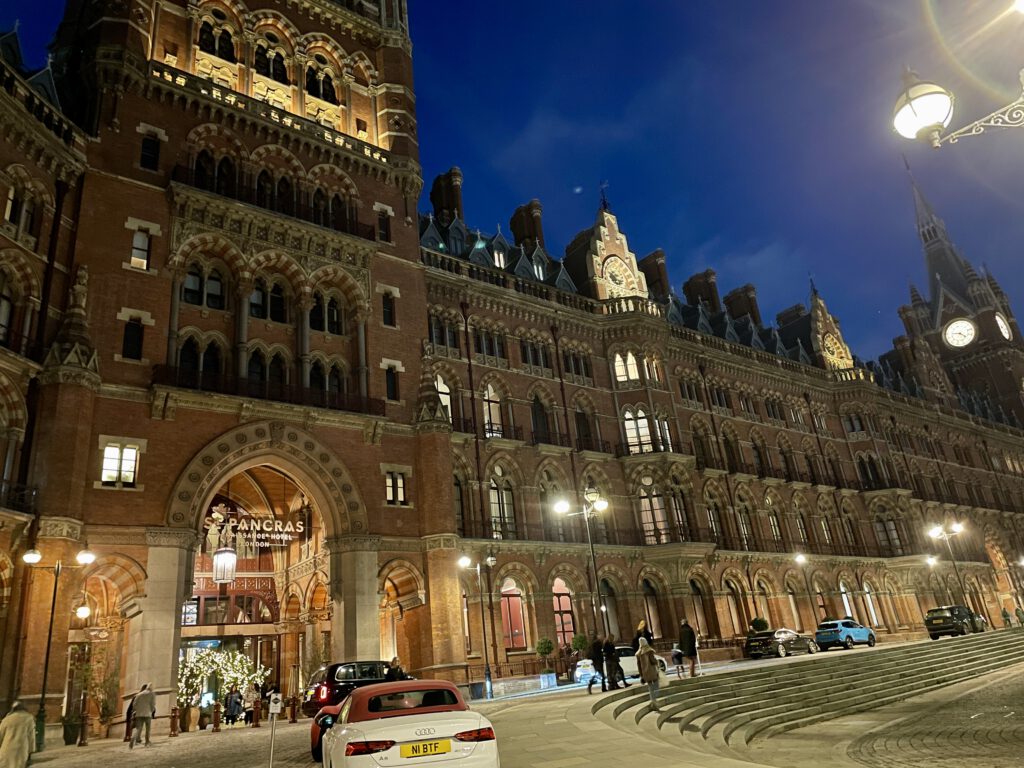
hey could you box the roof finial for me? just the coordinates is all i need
[599,180,610,212]
[809,273,819,297]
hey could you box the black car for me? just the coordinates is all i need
[925,605,982,638]
[301,660,391,717]
[746,627,819,659]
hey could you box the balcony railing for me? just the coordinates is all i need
[0,480,37,514]
[152,365,385,416]
[171,165,376,241]
[576,436,612,454]
[531,430,571,448]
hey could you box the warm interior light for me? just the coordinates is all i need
[795,553,807,565]
[893,71,954,143]
[553,499,571,515]
[457,555,472,569]
[928,526,943,539]
[75,605,91,620]
[593,498,609,513]
[212,546,237,584]
[951,522,964,534]
[76,549,96,565]
[22,549,42,564]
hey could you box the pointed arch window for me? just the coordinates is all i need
[532,258,545,280]
[179,338,200,377]
[271,52,289,85]
[500,578,527,650]
[256,170,274,209]
[202,344,222,383]
[638,478,670,544]
[328,366,345,396]
[269,284,287,323]
[795,513,809,544]
[768,512,783,545]
[247,350,266,383]
[737,507,754,551]
[194,150,215,190]
[312,189,328,226]
[624,407,652,454]
[254,45,270,76]
[268,354,287,395]
[489,466,516,539]
[305,66,321,99]
[216,157,236,197]
[216,29,235,62]
[276,177,293,216]
[249,280,268,319]
[706,498,723,542]
[310,361,326,392]
[183,267,203,305]
[435,374,452,422]
[531,395,550,444]
[642,579,663,638]
[552,578,575,647]
[310,293,325,331]
[205,269,224,310]
[326,298,342,335]
[198,21,216,54]
[483,384,503,438]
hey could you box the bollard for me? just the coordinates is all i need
[77,710,90,747]
[288,696,297,724]
[170,706,179,737]
[252,698,261,729]
[213,701,222,732]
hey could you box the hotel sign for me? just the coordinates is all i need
[204,502,305,550]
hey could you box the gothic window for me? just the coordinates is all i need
[249,281,268,319]
[530,395,550,443]
[679,379,700,402]
[658,418,673,451]
[247,350,266,382]
[483,384,503,437]
[638,477,669,544]
[328,366,344,396]
[198,22,216,54]
[500,578,527,649]
[435,374,452,422]
[489,466,516,538]
[216,29,235,62]
[310,293,325,331]
[326,298,341,334]
[624,407,652,454]
[706,498,723,541]
[737,507,754,550]
[723,433,742,472]
[268,354,287,394]
[310,361,326,391]
[179,338,200,375]
[216,157,236,197]
[820,517,833,545]
[768,512,783,544]
[182,267,203,305]
[194,150,215,190]
[322,73,337,105]
[276,177,293,216]
[202,344,221,379]
[271,52,289,85]
[795,514,809,544]
[453,477,465,536]
[874,518,905,556]
[532,258,544,280]
[305,67,321,99]
[494,249,506,269]
[254,45,270,76]
[642,580,662,638]
[256,170,274,209]
[312,189,328,226]
[552,578,575,647]
[205,270,224,310]
[269,284,287,323]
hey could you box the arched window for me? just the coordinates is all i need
[501,578,528,650]
[706,497,723,541]
[216,29,235,62]
[324,298,340,334]
[874,518,905,556]
[249,280,268,319]
[202,344,221,382]
[483,384,503,437]
[638,476,669,544]
[787,586,803,632]
[755,580,771,624]
[435,374,452,422]
[795,513,809,544]
[271,52,289,84]
[183,266,203,305]
[179,338,200,378]
[531,395,550,443]
[642,579,662,638]
[625,352,639,380]
[194,150,215,190]
[600,578,620,639]
[768,512,783,545]
[724,579,747,636]
[256,170,274,209]
[312,189,328,226]
[269,283,287,323]
[321,72,337,104]
[247,350,266,383]
[737,507,754,551]
[310,293,325,331]
[205,269,224,310]
[328,366,344,396]
[276,177,293,216]
[689,579,712,638]
[552,578,575,647]
[624,407,652,454]
[724,433,742,472]
[268,354,287,394]
[305,66,321,99]
[310,360,326,391]
[254,45,270,76]
[198,21,216,54]
[839,581,855,619]
[331,194,349,230]
[489,465,515,539]
[863,582,880,627]
[216,157,236,197]
[532,258,544,280]
[453,477,466,536]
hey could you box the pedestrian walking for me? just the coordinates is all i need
[124,684,145,742]
[1016,606,1024,628]
[224,688,243,726]
[631,620,654,652]
[1002,607,1013,628]
[242,684,258,725]
[129,683,156,749]
[384,657,408,681]
[603,636,629,689]
[670,645,684,679]
[678,619,699,679]
[636,637,661,712]
[586,636,606,694]
[0,701,35,768]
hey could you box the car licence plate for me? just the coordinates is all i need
[401,739,451,758]
[930,619,942,624]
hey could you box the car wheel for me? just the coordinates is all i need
[807,641,818,654]
[843,636,855,650]
[867,635,876,648]
[776,644,788,658]
[959,625,969,636]
[929,634,938,640]
[311,733,323,763]
[819,644,831,651]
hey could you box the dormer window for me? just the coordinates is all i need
[533,259,544,280]
[494,250,506,269]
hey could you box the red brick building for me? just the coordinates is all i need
[1,0,1024,738]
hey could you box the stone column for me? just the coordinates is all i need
[167,271,183,365]
[342,71,354,135]
[369,84,380,145]
[242,31,256,97]
[298,294,313,388]
[122,529,196,733]
[2,429,21,485]
[294,54,307,116]
[184,8,199,73]
[235,280,252,378]
[356,314,368,398]
[325,537,379,661]
[421,541,468,678]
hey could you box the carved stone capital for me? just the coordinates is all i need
[324,534,382,553]
[146,527,199,549]
[422,534,459,552]
[39,516,83,541]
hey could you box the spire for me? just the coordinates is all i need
[905,158,948,246]
[909,283,926,305]
[599,180,610,212]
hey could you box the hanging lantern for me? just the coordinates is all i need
[212,546,237,584]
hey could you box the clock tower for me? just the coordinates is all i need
[894,177,1024,422]
[808,284,854,370]
[563,205,649,301]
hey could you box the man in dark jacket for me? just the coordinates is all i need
[586,637,606,694]
[678,619,698,678]
[603,637,629,689]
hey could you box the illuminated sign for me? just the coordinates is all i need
[203,502,305,550]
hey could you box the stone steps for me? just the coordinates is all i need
[592,629,1024,755]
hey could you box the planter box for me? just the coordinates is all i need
[539,672,558,690]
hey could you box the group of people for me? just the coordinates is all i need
[222,683,263,727]
[584,619,701,712]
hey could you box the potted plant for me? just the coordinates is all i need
[61,712,81,745]
[535,638,558,689]
[569,634,589,680]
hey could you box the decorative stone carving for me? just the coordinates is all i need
[39,516,83,541]
[145,528,199,549]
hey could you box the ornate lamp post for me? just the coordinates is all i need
[554,486,609,636]
[928,523,974,627]
[794,553,817,627]
[22,545,96,751]
[458,554,497,699]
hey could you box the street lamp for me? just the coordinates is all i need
[458,554,497,699]
[893,67,1024,148]
[554,486,609,636]
[928,523,972,624]
[21,545,95,751]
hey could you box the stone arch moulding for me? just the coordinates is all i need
[165,420,369,537]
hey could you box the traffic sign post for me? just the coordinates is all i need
[268,693,283,768]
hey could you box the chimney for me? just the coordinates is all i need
[638,250,670,301]
[510,199,545,250]
[429,167,464,225]
[723,284,762,326]
[682,269,721,312]
[775,304,807,327]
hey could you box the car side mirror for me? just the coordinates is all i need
[321,716,334,730]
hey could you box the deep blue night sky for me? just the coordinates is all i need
[5,1,1024,359]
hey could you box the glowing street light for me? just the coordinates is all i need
[554,486,609,635]
[928,523,972,619]
[459,554,497,699]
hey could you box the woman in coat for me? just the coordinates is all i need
[224,688,243,726]
[636,637,662,711]
[632,620,654,652]
[0,702,35,768]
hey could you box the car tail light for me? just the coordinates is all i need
[454,727,495,742]
[318,684,329,701]
[345,741,396,756]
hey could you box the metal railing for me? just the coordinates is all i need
[0,480,37,514]
[152,365,385,416]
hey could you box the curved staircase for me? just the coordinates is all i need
[592,630,1024,757]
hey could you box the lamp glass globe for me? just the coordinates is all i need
[893,77,954,140]
[795,553,807,565]
[593,498,609,512]
[553,499,571,515]
[75,605,91,620]
[22,549,42,564]
[457,555,472,569]
[76,549,97,565]
[928,526,943,539]
[951,522,964,534]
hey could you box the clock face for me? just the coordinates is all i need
[996,313,1012,340]
[822,333,840,357]
[944,319,976,348]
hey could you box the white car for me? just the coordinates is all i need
[573,644,668,683]
[321,680,499,768]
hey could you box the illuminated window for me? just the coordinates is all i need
[385,471,407,506]
[101,443,139,487]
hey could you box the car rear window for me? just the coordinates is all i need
[750,632,775,639]
[308,669,326,685]
[817,622,838,630]
[617,647,635,658]
[927,609,952,618]
[366,688,458,714]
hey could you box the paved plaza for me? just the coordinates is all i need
[25,659,1024,768]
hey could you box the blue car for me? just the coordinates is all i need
[814,619,876,650]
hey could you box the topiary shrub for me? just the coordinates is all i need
[750,616,770,633]
[571,634,590,653]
